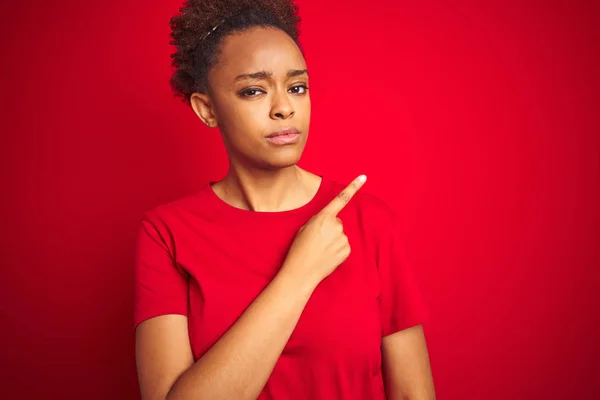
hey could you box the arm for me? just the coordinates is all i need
[136,270,315,400]
[381,324,436,400]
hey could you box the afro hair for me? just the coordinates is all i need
[169,0,302,103]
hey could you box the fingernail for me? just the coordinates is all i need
[358,175,367,183]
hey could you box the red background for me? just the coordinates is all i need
[1,0,599,399]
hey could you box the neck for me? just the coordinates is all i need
[216,164,318,212]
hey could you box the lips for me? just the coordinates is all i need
[265,127,301,145]
[267,127,300,138]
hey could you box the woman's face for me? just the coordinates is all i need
[192,26,311,171]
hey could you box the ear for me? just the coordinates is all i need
[190,92,218,128]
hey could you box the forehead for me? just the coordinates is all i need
[213,27,306,80]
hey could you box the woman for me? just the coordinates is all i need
[134,0,436,399]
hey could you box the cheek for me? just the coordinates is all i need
[217,105,270,152]
[226,100,268,129]
[303,100,311,121]
[294,96,311,120]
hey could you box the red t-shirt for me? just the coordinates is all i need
[134,175,429,399]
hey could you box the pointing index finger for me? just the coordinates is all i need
[321,175,367,216]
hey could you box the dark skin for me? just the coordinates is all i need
[136,26,435,400]
[190,26,320,213]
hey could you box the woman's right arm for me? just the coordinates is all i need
[135,175,367,400]
[136,269,315,400]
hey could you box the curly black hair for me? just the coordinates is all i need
[169,0,302,104]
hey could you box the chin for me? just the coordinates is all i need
[261,147,304,170]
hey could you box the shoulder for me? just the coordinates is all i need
[325,177,398,232]
[140,184,215,225]
[329,179,393,216]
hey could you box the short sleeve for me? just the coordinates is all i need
[377,211,429,336]
[133,212,189,329]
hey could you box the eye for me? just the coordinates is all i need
[239,88,265,97]
[289,84,309,95]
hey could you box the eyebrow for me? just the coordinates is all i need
[234,69,309,82]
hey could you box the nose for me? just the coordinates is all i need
[270,89,295,120]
